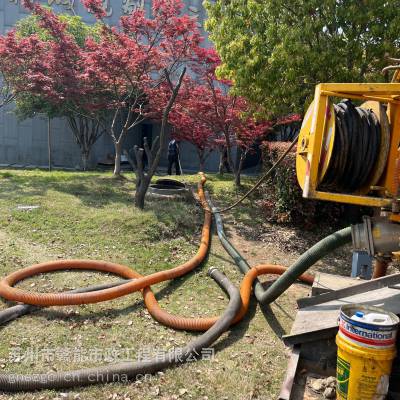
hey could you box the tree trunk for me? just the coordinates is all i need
[223,131,235,174]
[135,177,151,209]
[114,141,123,176]
[47,117,52,172]
[81,151,89,171]
[198,149,205,172]
[234,171,241,186]
[235,154,245,187]
[218,151,224,175]
[66,115,104,172]
[133,68,187,209]
[199,158,205,172]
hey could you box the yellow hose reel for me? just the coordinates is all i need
[295,83,400,209]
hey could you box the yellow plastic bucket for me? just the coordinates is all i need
[336,332,396,400]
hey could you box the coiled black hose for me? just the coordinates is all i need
[322,100,380,192]
[0,268,241,392]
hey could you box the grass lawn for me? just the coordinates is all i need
[0,168,331,400]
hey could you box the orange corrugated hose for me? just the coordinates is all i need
[143,264,314,331]
[0,174,314,333]
[0,174,211,306]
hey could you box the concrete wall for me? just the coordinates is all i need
[0,0,220,171]
[179,141,221,173]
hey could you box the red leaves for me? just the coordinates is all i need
[77,0,202,118]
[1,0,203,125]
[3,0,285,168]
[170,50,272,156]
[23,0,69,39]
[0,28,61,101]
[81,0,107,19]
[3,0,86,105]
[276,113,302,125]
[169,82,216,151]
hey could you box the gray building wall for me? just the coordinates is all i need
[0,0,221,172]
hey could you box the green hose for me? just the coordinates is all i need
[207,192,352,305]
[258,226,352,304]
[206,193,266,303]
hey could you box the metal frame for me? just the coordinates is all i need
[302,83,400,207]
[296,272,400,308]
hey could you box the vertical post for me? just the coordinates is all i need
[47,117,52,172]
[304,84,328,198]
[384,103,400,196]
[351,251,373,280]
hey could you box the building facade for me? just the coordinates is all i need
[0,0,225,171]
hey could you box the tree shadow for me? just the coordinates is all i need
[52,181,132,208]
[259,303,286,338]
[0,296,144,330]
[25,300,142,325]
[0,171,133,208]
[0,171,239,245]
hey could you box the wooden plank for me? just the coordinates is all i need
[279,345,301,400]
[283,327,337,347]
[298,273,400,308]
[285,284,400,346]
[311,273,361,296]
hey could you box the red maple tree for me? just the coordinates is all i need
[171,48,272,185]
[169,78,216,171]
[1,0,202,208]
[0,19,53,108]
[80,0,202,182]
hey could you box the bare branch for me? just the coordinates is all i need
[148,67,186,178]
[164,68,174,91]
[133,145,145,187]
[123,148,136,171]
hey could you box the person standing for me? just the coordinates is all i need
[167,139,181,175]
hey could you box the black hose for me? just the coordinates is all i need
[216,132,299,213]
[322,100,380,192]
[0,268,241,392]
[258,226,352,304]
[0,279,131,325]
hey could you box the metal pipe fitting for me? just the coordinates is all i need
[352,216,400,256]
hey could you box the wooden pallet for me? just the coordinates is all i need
[284,273,400,346]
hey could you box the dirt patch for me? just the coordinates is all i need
[226,225,353,277]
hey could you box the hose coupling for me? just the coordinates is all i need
[207,267,219,277]
[352,216,400,256]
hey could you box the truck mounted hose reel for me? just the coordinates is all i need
[294,83,400,210]
[297,98,390,197]
[296,83,400,262]
[321,100,387,193]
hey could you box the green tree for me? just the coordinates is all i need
[205,0,400,116]
[14,12,104,170]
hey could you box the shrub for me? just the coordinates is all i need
[259,141,369,229]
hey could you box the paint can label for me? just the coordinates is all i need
[339,306,398,348]
[339,318,397,348]
[337,355,350,399]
